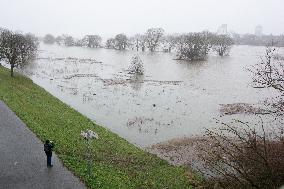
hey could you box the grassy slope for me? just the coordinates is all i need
[0,66,194,189]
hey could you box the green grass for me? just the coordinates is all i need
[0,66,195,189]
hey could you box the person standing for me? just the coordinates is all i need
[44,140,54,167]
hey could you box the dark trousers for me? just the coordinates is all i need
[47,155,52,166]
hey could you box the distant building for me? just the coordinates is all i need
[217,24,228,35]
[255,25,263,36]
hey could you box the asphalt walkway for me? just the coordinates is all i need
[0,101,86,189]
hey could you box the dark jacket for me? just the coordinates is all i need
[44,143,54,156]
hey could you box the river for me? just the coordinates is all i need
[22,44,282,147]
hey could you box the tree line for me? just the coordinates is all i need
[43,28,234,61]
[0,27,234,77]
[232,33,284,47]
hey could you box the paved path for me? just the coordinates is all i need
[0,101,87,189]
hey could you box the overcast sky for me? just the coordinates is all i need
[0,0,284,38]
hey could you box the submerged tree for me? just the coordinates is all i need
[176,33,211,61]
[145,28,164,52]
[212,34,234,56]
[26,33,39,46]
[55,36,63,45]
[114,33,128,50]
[61,34,74,46]
[74,38,84,47]
[128,55,144,75]
[129,34,145,51]
[105,38,116,49]
[137,34,147,52]
[0,29,38,77]
[43,34,56,44]
[83,35,102,48]
[162,34,178,53]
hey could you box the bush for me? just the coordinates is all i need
[195,119,284,189]
[43,34,56,44]
[128,55,144,75]
[212,35,233,56]
[176,33,211,61]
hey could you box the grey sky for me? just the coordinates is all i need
[0,0,283,38]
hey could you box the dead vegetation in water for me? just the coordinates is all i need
[64,73,99,79]
[127,117,158,134]
[102,78,131,86]
[127,117,155,127]
[219,103,270,115]
[126,117,176,134]
[102,78,182,86]
[36,56,102,64]
[65,57,102,64]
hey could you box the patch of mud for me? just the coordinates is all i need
[219,103,270,115]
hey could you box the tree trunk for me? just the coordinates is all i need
[11,64,14,77]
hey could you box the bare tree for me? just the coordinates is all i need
[26,33,39,46]
[0,29,38,77]
[128,34,146,52]
[195,119,284,189]
[43,34,56,44]
[139,34,147,52]
[74,38,84,47]
[176,33,211,61]
[145,28,164,52]
[160,34,178,53]
[114,33,128,50]
[248,47,284,115]
[83,35,102,48]
[249,47,284,93]
[105,38,116,49]
[55,36,63,45]
[212,34,234,56]
[61,34,74,46]
[132,35,140,51]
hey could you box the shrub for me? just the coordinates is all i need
[195,119,284,189]
[176,33,211,61]
[212,34,234,56]
[128,55,144,75]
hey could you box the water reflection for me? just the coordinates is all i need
[129,74,144,90]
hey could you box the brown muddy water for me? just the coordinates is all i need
[22,44,283,148]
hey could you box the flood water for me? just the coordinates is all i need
[22,44,283,147]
